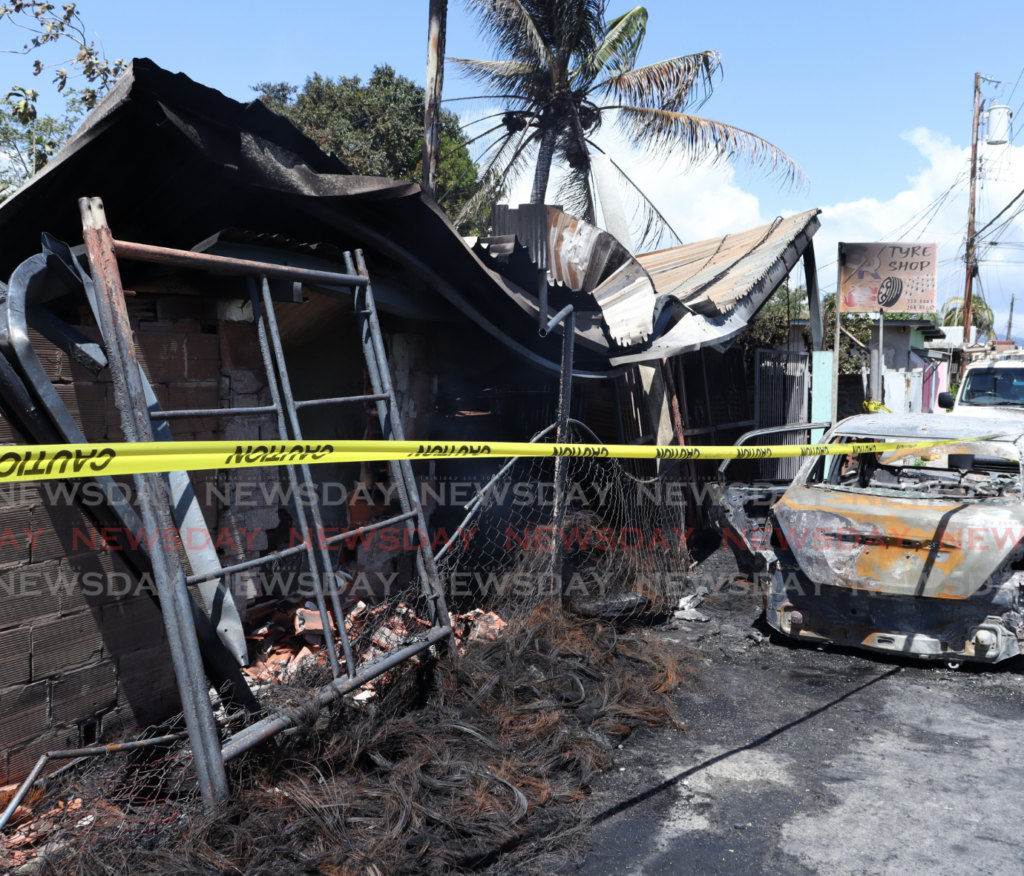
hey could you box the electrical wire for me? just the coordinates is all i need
[814,172,969,292]
[1007,66,1024,107]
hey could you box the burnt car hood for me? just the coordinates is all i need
[773,485,1024,599]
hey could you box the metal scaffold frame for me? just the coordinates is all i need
[0,197,457,819]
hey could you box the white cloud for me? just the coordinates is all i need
[489,124,766,246]
[609,150,765,244]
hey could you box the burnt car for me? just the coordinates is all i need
[710,414,1024,666]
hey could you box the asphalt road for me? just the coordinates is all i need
[577,549,1024,876]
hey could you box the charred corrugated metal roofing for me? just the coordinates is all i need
[0,57,821,372]
[610,210,822,364]
[637,210,821,317]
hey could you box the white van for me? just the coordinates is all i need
[940,352,1024,419]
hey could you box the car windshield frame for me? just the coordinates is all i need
[800,434,1023,501]
[960,367,1024,407]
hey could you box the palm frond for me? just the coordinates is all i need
[554,164,595,225]
[576,5,647,84]
[554,109,596,221]
[463,0,554,67]
[596,51,719,112]
[615,106,806,187]
[455,123,539,226]
[587,141,684,252]
[941,295,994,334]
[447,57,544,96]
[548,0,606,78]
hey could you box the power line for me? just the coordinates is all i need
[814,171,969,291]
[975,185,1024,239]
[1008,65,1024,106]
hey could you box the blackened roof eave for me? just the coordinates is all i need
[91,58,353,176]
[0,58,623,376]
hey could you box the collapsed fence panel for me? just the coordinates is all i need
[434,420,688,619]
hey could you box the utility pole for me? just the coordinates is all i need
[963,72,982,344]
[832,251,842,424]
[422,0,447,201]
[1008,294,1016,342]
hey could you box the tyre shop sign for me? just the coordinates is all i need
[838,242,938,313]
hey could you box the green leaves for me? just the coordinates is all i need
[941,295,995,339]
[253,66,492,234]
[5,85,37,123]
[1,2,124,121]
[0,88,84,199]
[576,5,646,83]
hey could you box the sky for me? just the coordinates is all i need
[2,0,1023,334]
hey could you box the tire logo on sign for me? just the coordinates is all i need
[877,276,903,308]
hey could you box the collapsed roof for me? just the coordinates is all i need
[0,58,821,374]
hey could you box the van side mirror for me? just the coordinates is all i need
[937,391,955,409]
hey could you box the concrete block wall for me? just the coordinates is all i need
[0,299,276,785]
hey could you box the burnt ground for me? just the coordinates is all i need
[574,547,1024,876]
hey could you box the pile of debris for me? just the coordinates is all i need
[241,597,507,690]
[0,795,79,872]
[1,599,683,875]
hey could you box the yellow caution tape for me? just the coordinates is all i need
[0,436,1006,483]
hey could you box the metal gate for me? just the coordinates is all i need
[754,349,809,480]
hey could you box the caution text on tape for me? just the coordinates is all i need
[0,436,1004,483]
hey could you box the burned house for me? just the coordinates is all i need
[0,58,821,790]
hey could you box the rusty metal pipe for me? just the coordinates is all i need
[185,511,417,587]
[150,405,277,420]
[80,198,228,808]
[0,733,187,833]
[112,240,367,287]
[221,625,452,762]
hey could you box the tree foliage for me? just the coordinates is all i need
[0,3,121,201]
[941,294,994,340]
[734,283,809,363]
[451,0,803,248]
[254,66,499,233]
[0,2,123,122]
[0,89,82,199]
[737,286,945,376]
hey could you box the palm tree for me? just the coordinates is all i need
[941,295,995,340]
[450,1,803,247]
